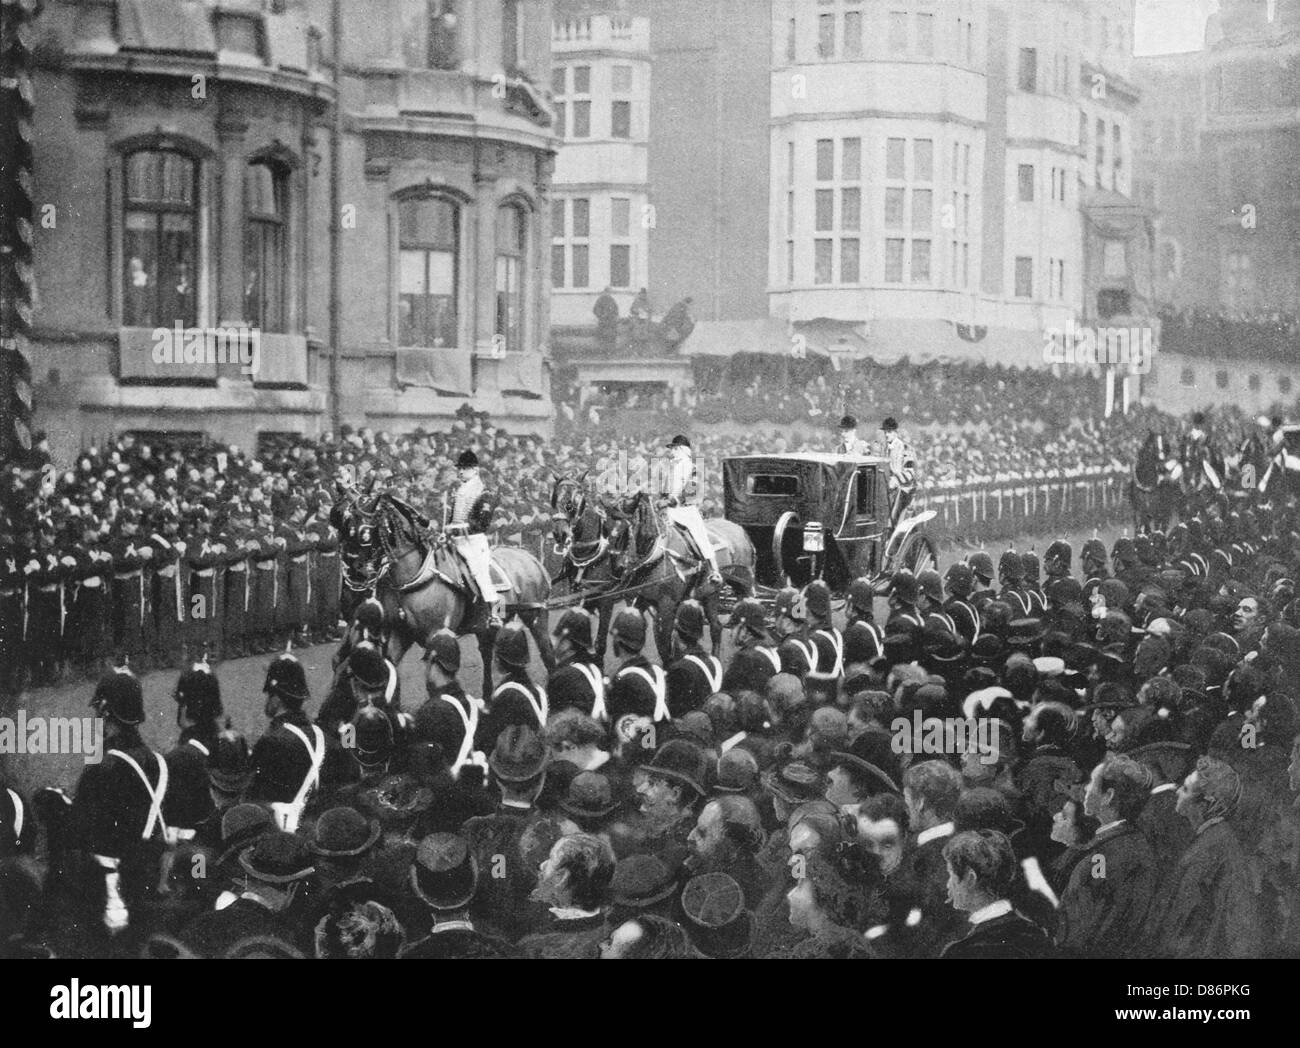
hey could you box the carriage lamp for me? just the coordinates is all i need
[803,522,825,552]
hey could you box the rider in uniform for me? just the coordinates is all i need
[446,450,499,606]
[659,435,722,588]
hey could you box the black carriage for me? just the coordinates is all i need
[722,453,936,595]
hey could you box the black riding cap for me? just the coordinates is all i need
[456,450,479,469]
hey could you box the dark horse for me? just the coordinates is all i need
[1130,430,1181,533]
[549,473,754,660]
[342,492,554,696]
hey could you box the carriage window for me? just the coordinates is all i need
[856,470,876,515]
[747,474,800,497]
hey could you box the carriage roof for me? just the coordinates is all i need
[722,453,889,527]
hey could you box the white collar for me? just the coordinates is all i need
[500,797,534,811]
[917,821,955,847]
[1150,782,1176,795]
[1096,819,1126,837]
[548,906,601,922]
[968,899,1013,926]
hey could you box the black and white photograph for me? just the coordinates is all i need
[0,0,1296,1001]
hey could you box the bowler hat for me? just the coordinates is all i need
[638,739,708,798]
[239,830,317,884]
[489,723,550,782]
[611,853,679,909]
[311,807,381,858]
[558,771,619,819]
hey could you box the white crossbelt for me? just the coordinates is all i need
[5,787,22,844]
[618,665,669,722]
[573,662,607,721]
[683,654,723,694]
[106,747,169,841]
[439,692,488,777]
[270,723,325,834]
[494,680,549,728]
[811,629,844,679]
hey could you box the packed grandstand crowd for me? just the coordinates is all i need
[2,356,1300,960]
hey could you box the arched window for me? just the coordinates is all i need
[244,159,289,332]
[495,203,527,352]
[398,196,459,348]
[123,149,198,328]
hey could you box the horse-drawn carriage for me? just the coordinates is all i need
[721,452,937,596]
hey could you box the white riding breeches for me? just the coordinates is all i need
[455,533,498,599]
[666,506,719,572]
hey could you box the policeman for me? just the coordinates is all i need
[248,652,325,833]
[417,627,487,781]
[1044,540,1072,584]
[163,661,224,848]
[843,577,885,669]
[721,598,781,696]
[917,569,956,634]
[70,669,170,935]
[965,551,997,609]
[772,586,818,681]
[885,570,925,632]
[665,599,723,718]
[478,624,549,749]
[997,551,1033,619]
[605,609,668,724]
[547,609,608,720]
[803,580,844,707]
[942,563,982,644]
[1019,550,1049,617]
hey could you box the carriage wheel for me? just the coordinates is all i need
[772,510,814,588]
[898,532,938,576]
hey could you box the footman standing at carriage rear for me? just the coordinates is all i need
[880,417,917,527]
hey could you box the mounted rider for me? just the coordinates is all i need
[880,417,917,526]
[659,435,723,588]
[445,450,500,604]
